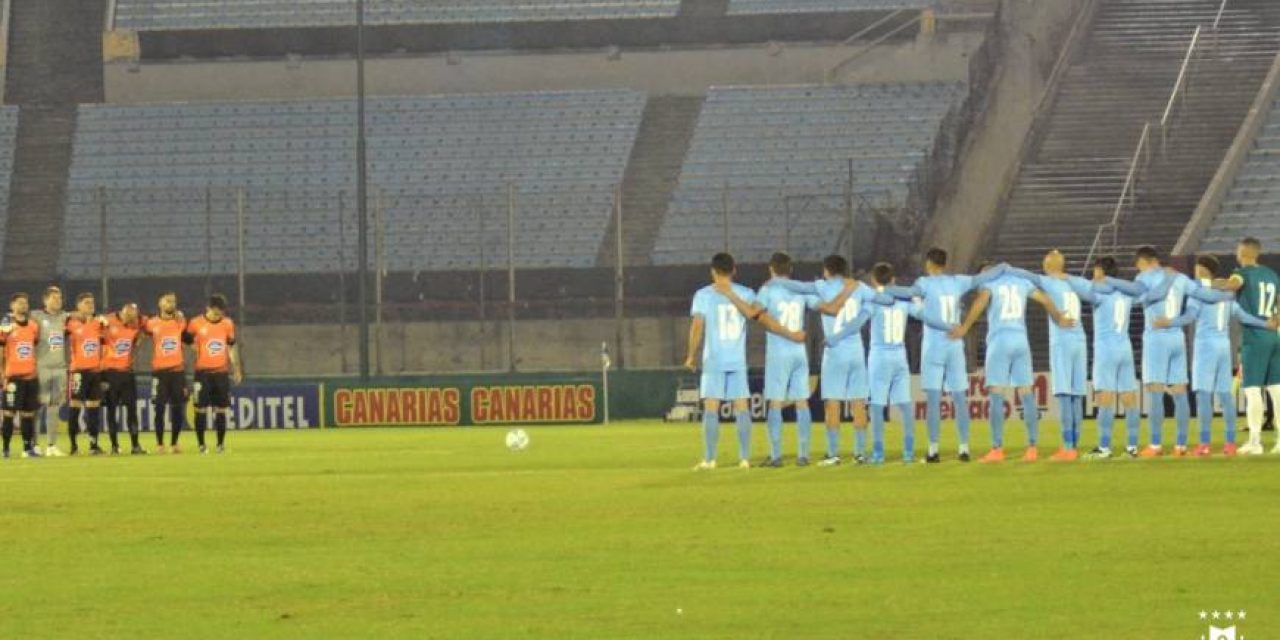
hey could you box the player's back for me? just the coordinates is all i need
[983,275,1033,337]
[916,275,967,349]
[1093,289,1134,347]
[1036,276,1086,342]
[691,284,754,372]
[1136,268,1190,335]
[869,297,911,353]
[757,280,813,360]
[1233,264,1279,333]
[817,279,871,352]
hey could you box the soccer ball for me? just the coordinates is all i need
[505,428,530,451]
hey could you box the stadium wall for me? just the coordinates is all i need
[103,33,985,103]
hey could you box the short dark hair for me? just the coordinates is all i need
[768,252,793,277]
[10,292,29,303]
[925,248,948,268]
[76,292,94,303]
[1240,237,1262,252]
[208,294,228,311]
[1135,246,1160,262]
[42,286,61,299]
[871,262,895,286]
[822,254,850,277]
[1094,256,1119,278]
[1196,255,1221,277]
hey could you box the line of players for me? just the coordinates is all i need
[0,288,244,458]
[684,236,1280,468]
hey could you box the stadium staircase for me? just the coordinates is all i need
[985,0,1280,365]
[3,0,106,280]
[599,95,704,266]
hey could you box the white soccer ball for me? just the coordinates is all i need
[505,428,530,451]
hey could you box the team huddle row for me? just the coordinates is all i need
[684,237,1280,469]
[0,288,244,459]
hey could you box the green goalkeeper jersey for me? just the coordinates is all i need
[1232,264,1280,338]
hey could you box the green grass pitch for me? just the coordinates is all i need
[1,419,1277,639]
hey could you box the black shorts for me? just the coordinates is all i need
[193,371,231,409]
[151,370,187,406]
[69,370,104,403]
[4,378,40,412]
[102,370,138,407]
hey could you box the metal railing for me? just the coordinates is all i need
[1080,24,1205,275]
[824,10,924,84]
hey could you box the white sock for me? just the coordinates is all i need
[1245,387,1265,446]
[1268,386,1280,446]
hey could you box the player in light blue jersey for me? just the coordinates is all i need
[685,253,805,471]
[1076,257,1143,459]
[954,262,1073,463]
[1005,251,1092,461]
[881,249,1009,462]
[1153,255,1276,456]
[1103,246,1234,457]
[755,252,821,466]
[776,255,878,465]
[831,263,955,463]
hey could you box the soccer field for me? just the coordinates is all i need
[2,420,1276,639]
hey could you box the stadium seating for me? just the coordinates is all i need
[727,0,931,15]
[1200,98,1280,253]
[650,82,965,265]
[0,108,19,267]
[112,0,681,30]
[61,91,646,276]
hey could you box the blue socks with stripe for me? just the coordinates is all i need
[1098,405,1115,449]
[1020,392,1039,447]
[735,411,752,461]
[871,405,886,461]
[925,389,942,454]
[701,409,719,462]
[766,407,783,461]
[825,427,840,459]
[854,427,867,459]
[1125,406,1140,449]
[952,391,971,453]
[1220,392,1237,444]
[897,403,915,461]
[990,393,1005,448]
[1056,394,1074,450]
[1173,393,1190,448]
[1196,391,1213,446]
[1148,391,1165,447]
[796,406,813,460]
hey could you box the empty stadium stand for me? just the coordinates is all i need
[650,82,966,265]
[0,109,23,268]
[1201,97,1280,252]
[60,90,647,277]
[114,0,682,30]
[727,0,929,14]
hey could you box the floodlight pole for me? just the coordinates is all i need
[355,0,371,381]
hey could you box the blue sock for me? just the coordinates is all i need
[925,389,942,451]
[871,406,885,459]
[854,427,867,458]
[701,410,719,462]
[735,411,752,461]
[1020,392,1039,447]
[1056,394,1073,449]
[1147,392,1165,447]
[1220,392,1237,445]
[1196,391,1213,445]
[897,403,915,461]
[1073,396,1085,449]
[825,426,840,459]
[766,407,783,461]
[990,393,1005,448]
[1098,405,1115,449]
[951,391,970,451]
[796,407,813,459]
[1125,406,1141,448]
[1173,393,1190,448]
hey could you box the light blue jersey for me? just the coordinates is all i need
[1175,288,1270,394]
[757,279,819,402]
[1034,274,1089,396]
[1136,269,1194,336]
[982,275,1035,388]
[1034,275,1088,344]
[815,279,877,357]
[909,275,972,352]
[867,298,920,406]
[690,283,757,373]
[1089,286,1138,393]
